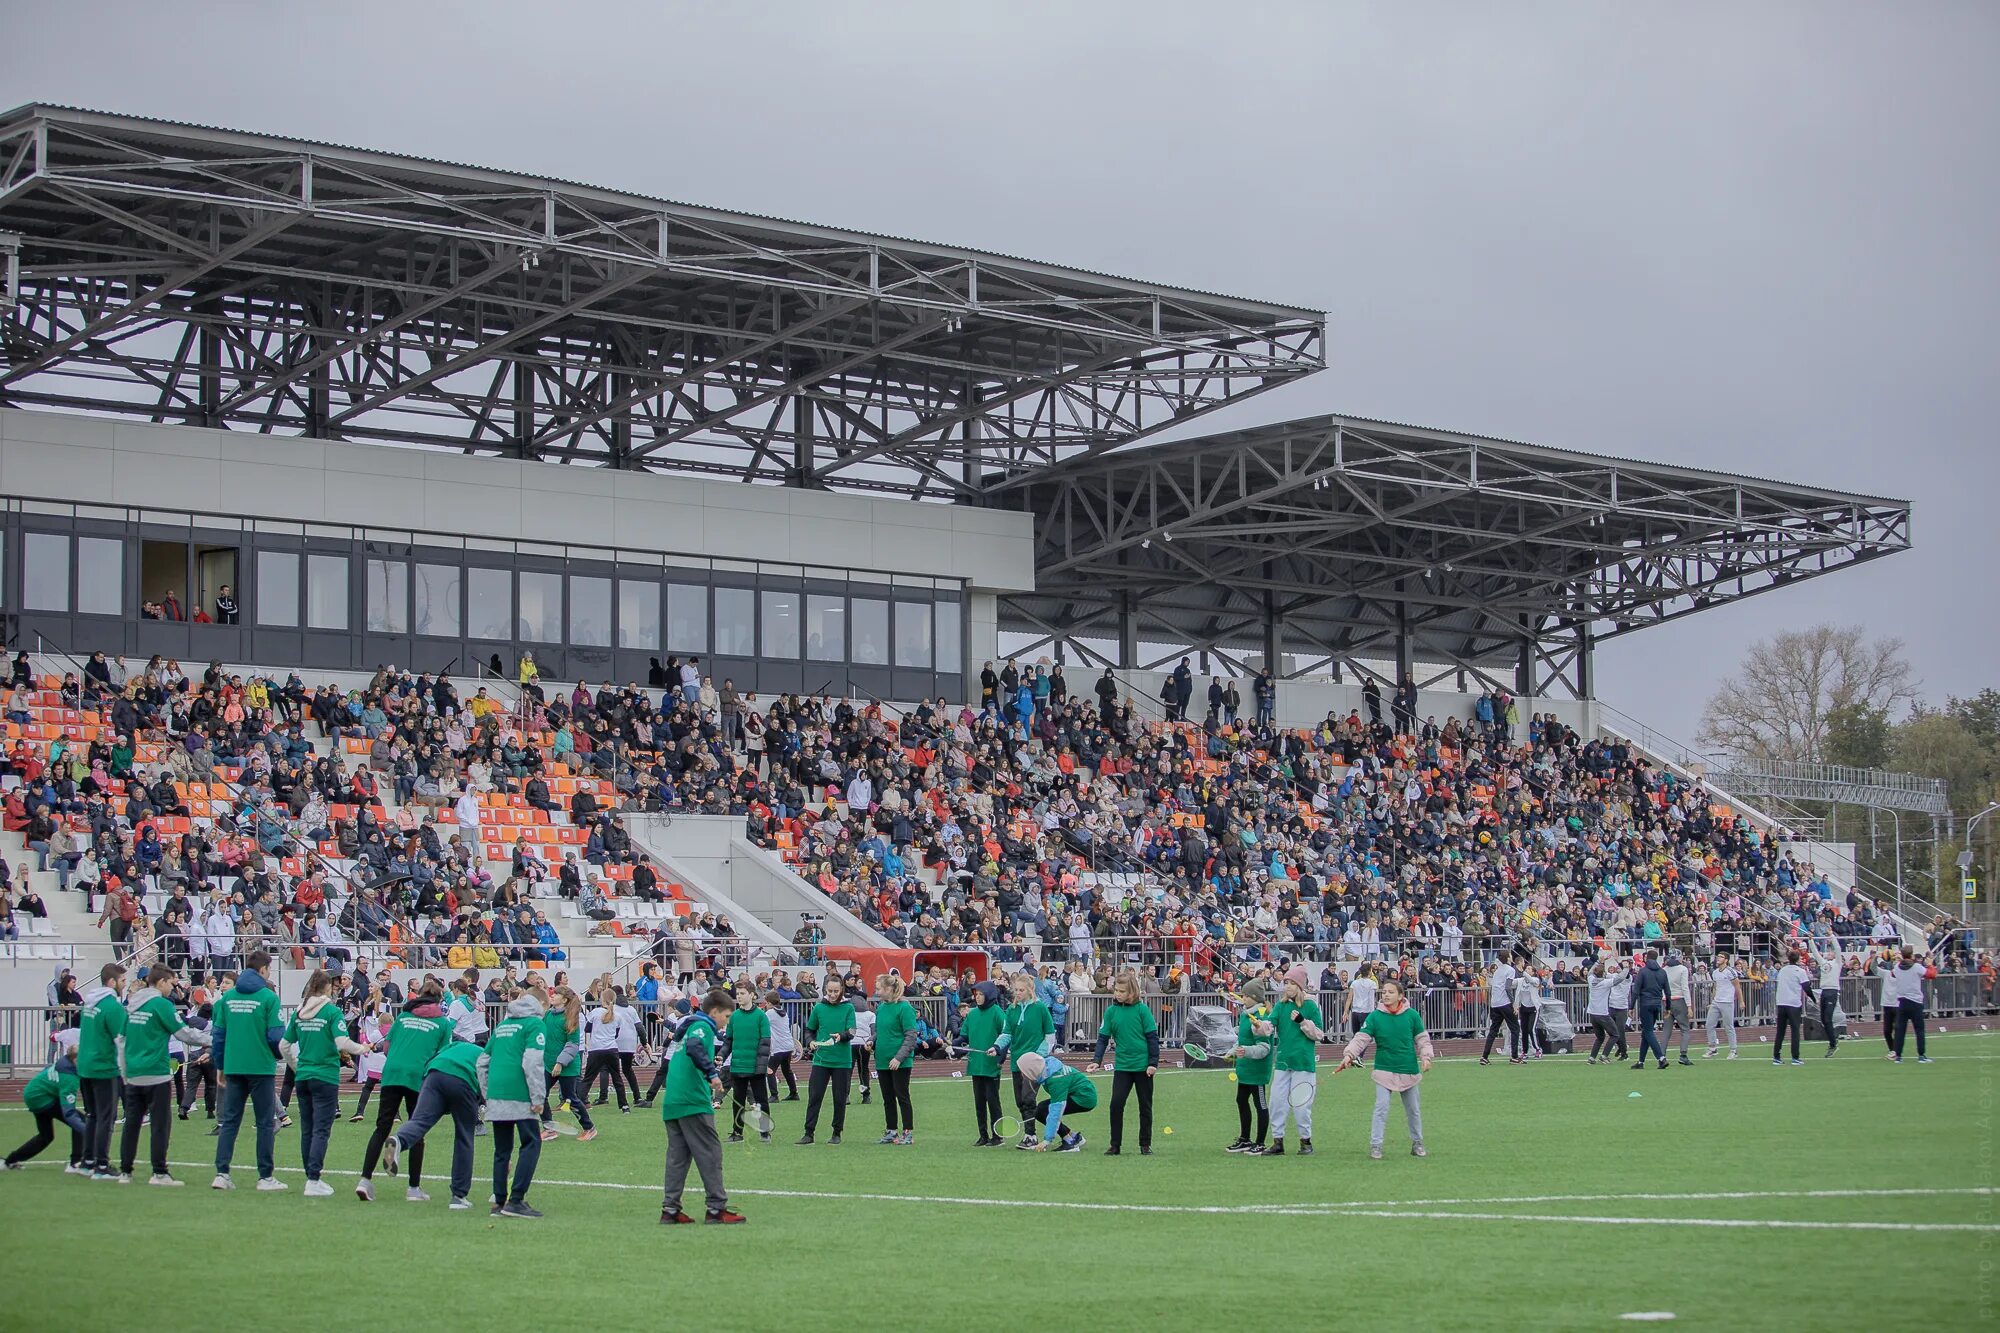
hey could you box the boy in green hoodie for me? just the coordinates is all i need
[484,985,550,1219]
[210,951,288,1191]
[659,988,744,1226]
[960,982,1009,1146]
[357,980,453,1202]
[119,965,211,1185]
[4,1047,86,1172]
[381,1030,487,1210]
[718,984,772,1144]
[281,970,368,1197]
[76,962,128,1179]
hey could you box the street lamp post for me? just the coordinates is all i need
[1960,801,2000,906]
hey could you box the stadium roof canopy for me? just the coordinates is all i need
[0,104,1324,497]
[989,413,1911,694]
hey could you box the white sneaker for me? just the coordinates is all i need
[355,1179,374,1202]
[303,1180,334,1198]
[115,1172,133,1184]
[65,1163,88,1176]
[1702,1048,1716,1059]
[448,1196,471,1210]
[211,1174,234,1190]
[149,1173,183,1187]
[255,1177,288,1192]
[406,1186,430,1203]
[1726,1052,1739,1060]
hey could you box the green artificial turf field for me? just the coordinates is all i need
[2,1036,1994,1331]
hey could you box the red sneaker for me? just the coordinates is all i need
[704,1209,747,1225]
[660,1209,697,1225]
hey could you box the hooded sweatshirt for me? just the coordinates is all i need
[482,994,550,1122]
[23,1056,87,1133]
[76,983,129,1080]
[211,970,284,1076]
[283,994,367,1085]
[381,1001,452,1092]
[122,987,212,1086]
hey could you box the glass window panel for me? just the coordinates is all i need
[306,554,349,630]
[806,594,845,662]
[617,578,659,650]
[365,559,408,634]
[23,533,70,612]
[256,550,299,626]
[714,587,754,657]
[935,597,962,673]
[569,575,611,647]
[414,563,460,637]
[761,589,800,660]
[851,597,888,666]
[75,537,122,616]
[518,571,562,643]
[666,583,708,653]
[894,600,932,669]
[467,567,511,640]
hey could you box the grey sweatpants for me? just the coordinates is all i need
[1705,1003,1737,1052]
[1669,999,1693,1055]
[662,1113,727,1216]
[1370,1083,1423,1149]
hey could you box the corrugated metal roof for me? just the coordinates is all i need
[0,102,1324,322]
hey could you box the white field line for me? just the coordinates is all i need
[15,1161,1994,1230]
[1240,1186,1999,1210]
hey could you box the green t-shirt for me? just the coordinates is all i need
[874,999,917,1071]
[284,1000,349,1086]
[806,1001,855,1069]
[725,1007,771,1076]
[1097,1000,1158,1072]
[381,1012,453,1091]
[23,1063,80,1117]
[541,1010,581,1077]
[1272,998,1323,1072]
[485,1013,548,1104]
[1042,1064,1098,1111]
[213,982,283,1076]
[122,993,185,1080]
[659,1016,719,1122]
[77,991,129,1079]
[961,1003,1007,1078]
[1005,1000,1053,1069]
[1234,1006,1275,1087]
[425,1037,484,1092]
[1360,1005,1426,1076]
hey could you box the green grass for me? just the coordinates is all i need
[3,1036,1997,1331]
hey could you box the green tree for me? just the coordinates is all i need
[1824,702,1892,768]
[1888,709,1994,816]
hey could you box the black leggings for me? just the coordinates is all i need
[354,1079,377,1120]
[878,1065,913,1133]
[1108,1070,1153,1149]
[361,1084,425,1184]
[1773,1004,1805,1061]
[768,1054,798,1100]
[854,1054,872,1092]
[1819,990,1840,1049]
[618,1052,642,1102]
[1011,1068,1039,1127]
[1235,1081,1269,1145]
[583,1051,627,1109]
[1031,1097,1083,1142]
[971,1074,1003,1137]
[5,1107,81,1167]
[117,1082,172,1176]
[1518,1006,1541,1055]
[729,1073,769,1135]
[1607,1009,1630,1058]
[80,1076,118,1173]
[1893,1001,1927,1059]
[804,1065,850,1135]
[177,1060,217,1116]
[1481,1005,1520,1060]
[544,1073,596,1131]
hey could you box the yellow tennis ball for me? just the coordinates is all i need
[1227,1072,1238,1082]
[1163,1126,1174,1135]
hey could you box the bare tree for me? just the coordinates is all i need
[1698,625,1918,763]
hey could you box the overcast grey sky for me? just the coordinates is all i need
[5,1,1993,744]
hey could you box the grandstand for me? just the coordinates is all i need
[0,104,1963,1059]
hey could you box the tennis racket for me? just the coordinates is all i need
[1288,1077,1317,1111]
[544,1118,581,1137]
[994,1113,1021,1140]
[750,1104,774,1135]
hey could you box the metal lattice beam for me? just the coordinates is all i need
[0,105,1325,494]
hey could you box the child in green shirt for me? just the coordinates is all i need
[717,984,772,1144]
[871,974,920,1146]
[960,982,1009,1146]
[281,969,369,1196]
[659,988,745,1226]
[797,977,855,1145]
[1335,978,1434,1158]
[4,1048,86,1172]
[1226,999,1276,1155]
